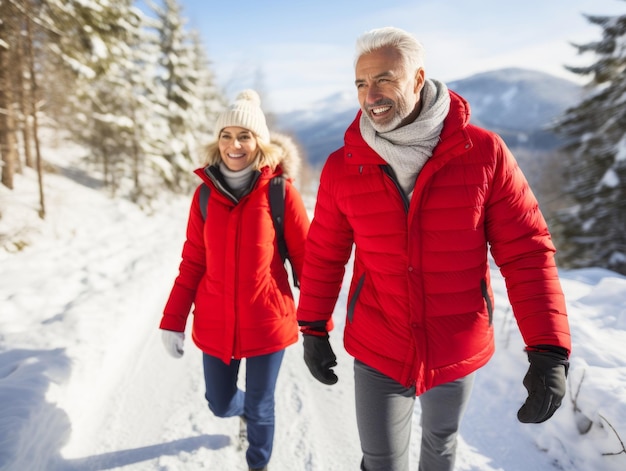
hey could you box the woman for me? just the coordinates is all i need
[159,89,310,471]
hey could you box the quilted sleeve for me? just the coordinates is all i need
[485,135,571,353]
[296,154,354,330]
[160,185,207,332]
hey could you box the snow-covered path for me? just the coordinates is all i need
[1,146,625,471]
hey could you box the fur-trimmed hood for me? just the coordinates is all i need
[270,132,301,181]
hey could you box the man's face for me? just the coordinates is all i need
[355,46,424,132]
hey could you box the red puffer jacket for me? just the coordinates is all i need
[297,91,571,394]
[160,135,310,364]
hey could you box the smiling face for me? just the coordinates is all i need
[218,126,259,171]
[355,46,425,132]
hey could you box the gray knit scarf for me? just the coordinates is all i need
[360,79,451,198]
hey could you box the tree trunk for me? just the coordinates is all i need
[24,0,45,218]
[0,10,18,190]
[131,106,141,201]
[20,16,34,170]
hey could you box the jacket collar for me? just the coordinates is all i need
[194,165,277,204]
[343,90,473,166]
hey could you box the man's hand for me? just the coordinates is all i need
[517,349,569,423]
[303,334,339,385]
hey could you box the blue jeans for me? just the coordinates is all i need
[203,350,285,469]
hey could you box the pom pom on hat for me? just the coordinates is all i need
[236,89,261,105]
[214,89,270,142]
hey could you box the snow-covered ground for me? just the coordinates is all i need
[1,138,625,471]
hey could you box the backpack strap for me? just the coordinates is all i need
[269,177,287,262]
[269,176,299,288]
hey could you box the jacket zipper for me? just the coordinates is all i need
[381,163,424,387]
[381,165,409,213]
[203,165,263,359]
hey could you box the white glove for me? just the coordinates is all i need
[161,330,185,358]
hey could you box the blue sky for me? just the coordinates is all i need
[179,0,625,113]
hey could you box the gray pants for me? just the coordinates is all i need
[354,360,475,471]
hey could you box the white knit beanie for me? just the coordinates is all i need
[214,89,270,142]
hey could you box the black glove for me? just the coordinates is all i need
[303,334,338,385]
[517,348,569,423]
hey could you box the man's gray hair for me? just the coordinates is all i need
[354,27,425,74]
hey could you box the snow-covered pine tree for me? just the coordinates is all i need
[82,8,144,197]
[552,5,626,275]
[44,0,143,195]
[149,0,205,191]
[123,9,172,204]
[188,29,227,147]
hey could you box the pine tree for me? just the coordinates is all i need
[149,0,202,190]
[44,0,143,195]
[124,10,172,204]
[188,30,226,145]
[552,5,626,275]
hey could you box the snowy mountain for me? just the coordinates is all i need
[277,68,582,166]
[448,67,582,150]
[276,91,358,168]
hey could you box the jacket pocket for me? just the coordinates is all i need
[480,278,493,325]
[267,275,290,317]
[347,273,366,324]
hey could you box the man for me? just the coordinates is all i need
[296,27,571,471]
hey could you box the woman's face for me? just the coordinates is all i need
[218,126,258,171]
